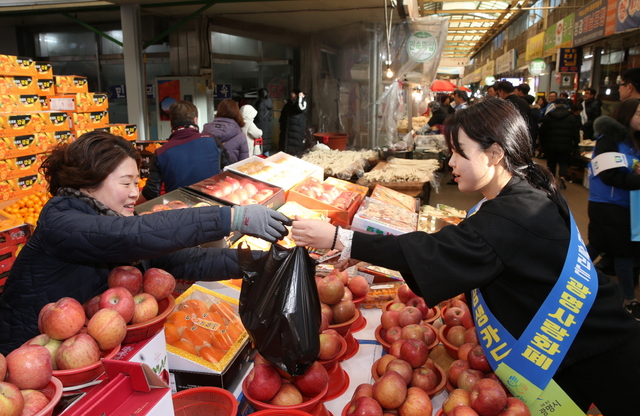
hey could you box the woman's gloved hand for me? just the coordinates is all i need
[232,204,292,243]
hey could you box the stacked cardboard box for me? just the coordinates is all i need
[0,210,32,293]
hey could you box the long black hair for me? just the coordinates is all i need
[444,99,568,218]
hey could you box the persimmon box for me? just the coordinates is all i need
[0,55,34,76]
[49,92,109,112]
[54,75,88,94]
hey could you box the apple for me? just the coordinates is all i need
[332,269,349,285]
[83,295,101,320]
[470,378,508,416]
[0,381,24,416]
[442,388,472,415]
[405,297,430,320]
[397,386,432,416]
[381,310,400,330]
[37,302,53,334]
[345,396,383,416]
[397,284,417,303]
[20,389,49,416]
[372,371,407,410]
[389,340,405,358]
[486,372,511,397]
[318,330,343,361]
[410,367,439,392]
[419,324,437,346]
[400,324,425,343]
[497,397,532,416]
[87,308,127,350]
[458,343,477,362]
[245,363,281,402]
[40,297,85,341]
[447,359,470,387]
[398,307,422,327]
[331,300,355,324]
[270,383,303,406]
[376,354,398,377]
[348,275,369,298]
[465,327,480,345]
[131,292,159,324]
[143,268,176,301]
[388,302,406,312]
[320,313,329,333]
[351,383,374,400]
[451,299,475,329]
[444,306,466,327]
[342,287,354,301]
[316,274,345,305]
[6,345,52,390]
[457,368,485,392]
[446,325,467,347]
[25,334,62,370]
[293,361,328,397]
[99,287,135,323]
[399,339,429,368]
[107,265,143,295]
[450,405,480,415]
[384,326,403,344]
[385,359,413,385]
[55,333,101,370]
[0,353,5,380]
[321,303,334,324]
[468,345,492,373]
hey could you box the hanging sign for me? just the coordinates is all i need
[529,59,546,76]
[485,76,496,85]
[406,31,438,62]
[573,0,609,47]
[556,48,580,73]
[526,32,545,61]
[543,14,575,57]
[615,0,640,33]
[213,84,231,99]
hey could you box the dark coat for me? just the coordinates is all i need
[583,98,602,141]
[0,196,240,354]
[279,97,307,156]
[539,106,581,154]
[202,117,248,163]
[255,98,273,153]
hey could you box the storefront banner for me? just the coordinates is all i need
[556,48,580,72]
[615,0,640,33]
[543,14,575,57]
[529,59,546,76]
[573,0,610,47]
[496,49,517,74]
[605,0,618,35]
[526,33,545,61]
[481,61,495,80]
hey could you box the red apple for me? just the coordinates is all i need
[36,302,53,334]
[0,381,24,416]
[318,330,343,361]
[400,324,425,343]
[345,395,383,416]
[40,297,85,341]
[388,302,406,312]
[6,345,52,390]
[442,388,472,415]
[87,308,127,350]
[342,287,354,301]
[410,367,439,392]
[20,389,49,416]
[468,345,492,373]
[399,339,429,368]
[451,299,475,329]
[389,340,405,358]
[405,297,430,320]
[470,378,508,416]
[0,353,5,380]
[447,359,470,387]
[419,324,437,346]
[331,300,355,324]
[397,284,417,303]
[270,382,303,406]
[450,405,480,415]
[316,274,345,305]
[385,359,413,384]
[398,307,422,327]
[498,397,532,416]
[321,303,334,324]
[376,354,398,377]
[464,327,480,345]
[99,287,135,323]
[348,275,369,298]
[25,334,62,370]
[320,313,329,333]
[83,295,101,320]
[142,268,176,301]
[332,269,349,285]
[293,361,328,397]
[397,386,433,416]
[458,343,478,362]
[446,325,467,347]
[457,368,485,392]
[444,306,466,327]
[372,371,407,410]
[55,333,101,370]
[486,372,511,397]
[381,310,400,330]
[245,363,281,402]
[384,326,403,344]
[131,292,159,324]
[107,265,143,295]
[351,383,374,400]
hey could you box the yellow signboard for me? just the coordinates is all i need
[526,32,545,61]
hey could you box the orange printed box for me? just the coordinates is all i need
[38,96,49,111]
[0,76,38,95]
[0,130,73,159]
[0,55,34,76]
[0,112,70,137]
[0,95,41,114]
[108,124,137,141]
[34,62,53,77]
[0,153,45,180]
[36,78,55,96]
[49,92,108,112]
[54,75,88,94]
[0,172,46,201]
[68,110,109,130]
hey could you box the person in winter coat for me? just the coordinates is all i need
[582,88,602,141]
[427,100,448,132]
[587,99,640,320]
[0,131,291,355]
[254,88,273,155]
[539,98,581,188]
[203,99,248,162]
[240,105,263,157]
[291,99,640,415]
[140,100,230,201]
[279,89,307,156]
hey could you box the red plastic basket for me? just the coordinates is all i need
[123,294,175,344]
[172,386,238,416]
[33,376,63,416]
[252,411,314,416]
[242,376,328,414]
[52,344,120,387]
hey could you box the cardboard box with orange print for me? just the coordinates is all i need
[0,112,70,137]
[0,76,39,95]
[33,62,52,78]
[68,110,109,131]
[0,172,46,201]
[54,75,88,94]
[49,92,108,112]
[36,78,55,96]
[135,140,166,156]
[0,130,73,159]
[108,124,137,141]
[0,55,34,76]
[0,95,41,114]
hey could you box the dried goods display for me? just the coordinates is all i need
[353,197,418,235]
[302,149,378,179]
[294,177,361,210]
[194,176,275,205]
[397,116,429,131]
[362,158,440,183]
[420,204,465,225]
[227,155,319,190]
[370,184,417,212]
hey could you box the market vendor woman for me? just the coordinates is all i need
[292,99,640,415]
[0,131,291,355]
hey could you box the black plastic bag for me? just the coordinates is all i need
[238,244,321,376]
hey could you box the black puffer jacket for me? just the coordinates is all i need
[0,196,241,354]
[255,97,273,153]
[279,97,307,156]
[539,106,581,154]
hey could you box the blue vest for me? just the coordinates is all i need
[588,139,640,208]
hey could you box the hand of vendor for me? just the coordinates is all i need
[291,218,342,250]
[232,205,292,243]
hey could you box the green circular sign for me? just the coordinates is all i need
[407,31,438,62]
[529,59,546,76]
[485,76,496,85]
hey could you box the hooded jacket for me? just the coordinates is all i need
[539,105,581,154]
[255,97,273,153]
[279,96,307,156]
[202,117,249,162]
[240,105,263,156]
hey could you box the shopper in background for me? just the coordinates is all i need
[542,91,558,116]
[496,81,534,149]
[515,83,535,104]
[203,99,249,162]
[139,100,230,202]
[587,99,640,320]
[485,84,498,98]
[439,93,455,114]
[292,98,640,415]
[619,68,640,101]
[0,131,291,355]
[426,100,448,133]
[240,104,263,157]
[452,89,469,111]
[582,88,602,141]
[559,91,571,105]
[539,98,581,189]
[254,88,274,155]
[279,89,307,156]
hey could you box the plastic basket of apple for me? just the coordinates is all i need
[172,386,238,416]
[370,354,447,398]
[317,269,369,334]
[438,298,477,361]
[441,380,532,416]
[384,283,442,324]
[0,376,63,416]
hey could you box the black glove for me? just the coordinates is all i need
[232,204,292,243]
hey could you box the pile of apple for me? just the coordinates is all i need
[244,354,329,406]
[441,295,476,347]
[316,269,369,327]
[343,377,433,416]
[203,176,274,205]
[295,177,359,210]
[0,351,54,416]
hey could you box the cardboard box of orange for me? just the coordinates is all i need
[108,124,137,141]
[67,110,109,130]
[0,172,46,201]
[36,78,55,96]
[0,76,39,95]
[0,130,73,159]
[0,55,34,76]
[33,61,52,77]
[0,94,41,114]
[49,92,108,112]
[54,75,88,94]
[0,112,70,137]
[0,153,45,180]
[134,140,166,156]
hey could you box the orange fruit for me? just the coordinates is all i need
[210,329,233,351]
[208,311,226,328]
[181,325,213,347]
[166,311,193,328]
[170,339,197,356]
[164,323,181,344]
[199,346,227,364]
[225,321,244,342]
[209,301,238,324]
[178,299,208,317]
